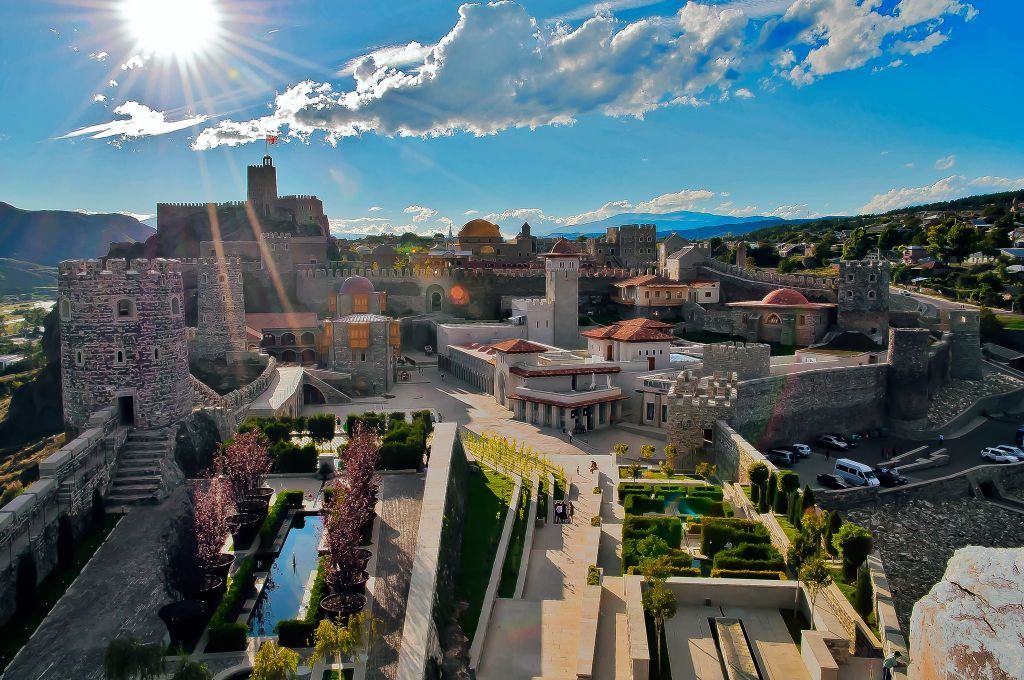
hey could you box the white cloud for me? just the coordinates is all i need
[766,204,812,219]
[560,200,634,226]
[109,79,119,87]
[904,162,915,168]
[89,51,108,62]
[337,41,434,76]
[715,201,761,217]
[93,94,107,103]
[934,154,956,170]
[120,54,146,70]
[483,208,553,224]
[403,205,438,222]
[858,175,966,213]
[734,87,755,98]
[367,206,382,212]
[969,176,1024,191]
[635,189,716,213]
[880,150,891,155]
[329,217,440,237]
[892,31,948,56]
[464,209,479,215]
[59,102,208,141]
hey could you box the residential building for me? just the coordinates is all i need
[612,274,720,319]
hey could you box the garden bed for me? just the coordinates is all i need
[498,480,532,597]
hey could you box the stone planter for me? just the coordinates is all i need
[337,569,369,594]
[320,592,366,624]
[158,599,208,648]
[228,512,261,549]
[359,513,376,546]
[198,574,226,604]
[206,552,235,580]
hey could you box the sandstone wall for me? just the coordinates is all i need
[730,364,888,449]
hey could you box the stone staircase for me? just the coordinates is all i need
[303,368,353,403]
[106,429,175,509]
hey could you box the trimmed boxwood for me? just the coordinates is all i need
[270,441,318,473]
[712,543,786,572]
[258,491,304,547]
[710,569,785,580]
[700,518,770,559]
[206,558,256,652]
[276,555,329,649]
[623,516,682,548]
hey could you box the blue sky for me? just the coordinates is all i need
[1,0,1021,237]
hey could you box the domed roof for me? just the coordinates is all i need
[546,238,581,256]
[338,275,375,295]
[761,288,809,305]
[371,243,397,255]
[459,218,501,239]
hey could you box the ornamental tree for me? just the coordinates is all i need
[192,476,233,571]
[250,640,298,680]
[833,522,873,581]
[219,430,273,502]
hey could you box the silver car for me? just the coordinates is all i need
[982,447,1017,463]
[992,445,1024,462]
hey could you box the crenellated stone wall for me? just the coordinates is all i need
[666,370,738,469]
[701,341,771,380]
[886,328,931,424]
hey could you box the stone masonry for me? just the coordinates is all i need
[195,257,246,360]
[58,259,192,431]
[701,341,770,381]
[886,328,931,424]
[837,259,890,341]
[666,370,737,470]
[947,308,983,380]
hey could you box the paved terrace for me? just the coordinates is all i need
[4,490,187,679]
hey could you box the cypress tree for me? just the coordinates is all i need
[802,484,816,511]
[766,472,778,507]
[750,481,760,504]
[791,491,803,528]
[773,485,788,514]
[855,566,874,618]
[826,510,843,556]
[757,484,770,513]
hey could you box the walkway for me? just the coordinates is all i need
[4,490,187,679]
[366,474,426,680]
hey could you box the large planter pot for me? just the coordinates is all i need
[337,569,369,594]
[206,553,234,580]
[319,592,366,624]
[198,574,226,604]
[158,599,208,648]
[359,512,377,546]
[228,512,260,549]
[354,548,372,571]
[247,487,274,507]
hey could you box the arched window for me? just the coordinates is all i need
[867,290,876,300]
[115,350,125,365]
[171,297,180,315]
[59,298,71,321]
[281,332,296,346]
[116,298,135,318]
[75,350,84,366]
[847,291,854,298]
[765,313,782,325]
[868,274,876,283]
[300,331,316,345]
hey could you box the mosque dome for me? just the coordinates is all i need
[338,275,375,295]
[458,218,501,239]
[761,288,809,305]
[548,238,581,255]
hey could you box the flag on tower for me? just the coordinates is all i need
[266,135,278,145]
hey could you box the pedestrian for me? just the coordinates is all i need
[825,447,830,461]
[938,434,944,445]
[568,433,573,444]
[568,501,575,521]
[576,465,580,476]
[882,650,909,680]
[440,372,445,382]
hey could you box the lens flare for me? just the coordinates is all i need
[120,0,221,59]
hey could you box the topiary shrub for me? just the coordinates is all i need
[833,522,873,581]
[591,516,601,527]
[712,543,786,572]
[855,566,874,619]
[587,565,601,586]
[276,619,316,648]
[205,558,256,652]
[710,568,784,580]
[623,516,682,548]
[700,518,770,559]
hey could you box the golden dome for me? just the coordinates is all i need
[458,218,501,239]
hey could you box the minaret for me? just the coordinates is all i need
[543,239,581,348]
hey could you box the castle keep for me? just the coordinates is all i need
[57,258,192,431]
[195,257,247,361]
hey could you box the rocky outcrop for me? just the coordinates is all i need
[909,546,1024,680]
[845,498,1024,631]
[172,410,223,478]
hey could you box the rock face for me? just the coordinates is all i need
[909,546,1024,680]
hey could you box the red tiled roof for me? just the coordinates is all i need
[581,317,675,342]
[507,392,630,408]
[246,312,319,331]
[761,288,809,305]
[489,338,550,353]
[509,365,621,377]
[614,274,688,287]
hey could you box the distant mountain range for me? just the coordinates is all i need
[0,202,154,266]
[488,209,808,240]
[0,258,57,295]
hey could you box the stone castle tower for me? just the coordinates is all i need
[701,341,770,381]
[886,327,931,424]
[666,370,738,470]
[195,257,247,361]
[247,155,278,217]
[947,308,982,380]
[543,240,581,348]
[838,260,890,342]
[57,259,192,432]
[262,232,294,275]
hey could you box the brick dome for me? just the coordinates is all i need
[548,238,580,255]
[338,275,375,295]
[459,218,501,239]
[761,288,809,305]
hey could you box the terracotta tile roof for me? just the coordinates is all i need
[581,317,675,342]
[489,338,550,353]
[245,312,319,331]
[614,274,688,287]
[507,392,630,408]
[509,365,621,377]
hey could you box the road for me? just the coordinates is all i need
[796,413,1024,489]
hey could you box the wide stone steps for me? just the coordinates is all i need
[107,428,173,509]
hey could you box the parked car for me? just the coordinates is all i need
[834,458,880,487]
[981,447,1018,464]
[764,449,795,466]
[826,432,859,447]
[873,465,908,487]
[991,445,1024,462]
[816,473,851,490]
[901,290,912,296]
[817,435,850,451]
[782,444,812,458]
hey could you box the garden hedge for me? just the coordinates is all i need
[275,555,328,649]
[270,441,318,473]
[700,518,770,559]
[258,491,304,547]
[206,558,256,652]
[710,569,785,580]
[712,543,785,572]
[623,516,682,548]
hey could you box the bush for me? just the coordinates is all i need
[276,619,316,648]
[377,420,427,470]
[307,413,336,443]
[346,412,385,435]
[273,442,318,473]
[833,522,873,581]
[623,535,671,570]
[623,516,682,548]
[259,491,303,546]
[591,516,601,527]
[57,513,74,569]
[700,518,770,559]
[206,558,256,652]
[710,569,784,580]
[855,566,874,619]
[262,420,293,443]
[15,552,37,616]
[773,485,789,514]
[593,486,601,494]
[712,543,786,572]
[587,565,601,586]
[412,410,433,435]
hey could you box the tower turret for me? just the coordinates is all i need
[247,154,278,217]
[195,257,247,361]
[838,260,890,342]
[543,239,581,348]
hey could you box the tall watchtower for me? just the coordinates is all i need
[543,239,581,348]
[195,257,247,361]
[57,258,191,432]
[838,260,890,342]
[947,308,982,379]
[247,155,278,217]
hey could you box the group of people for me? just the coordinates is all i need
[553,500,575,524]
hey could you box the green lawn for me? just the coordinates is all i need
[498,482,532,597]
[775,516,800,544]
[455,465,515,640]
[999,315,1024,330]
[0,515,120,673]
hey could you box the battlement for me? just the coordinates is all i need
[294,264,639,281]
[59,258,182,279]
[262,232,293,241]
[671,369,738,399]
[702,341,771,381]
[197,256,242,267]
[839,259,891,271]
[278,194,320,201]
[702,259,836,290]
[158,202,215,210]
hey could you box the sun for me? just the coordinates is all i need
[120,0,221,59]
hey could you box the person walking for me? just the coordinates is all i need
[825,447,830,461]
[568,432,573,444]
[938,434,944,446]
[568,501,575,522]
[882,650,909,680]
[440,372,445,382]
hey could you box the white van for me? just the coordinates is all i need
[833,459,880,487]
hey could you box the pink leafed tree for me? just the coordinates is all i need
[219,430,273,502]
[322,489,364,587]
[192,475,233,570]
[343,425,380,518]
